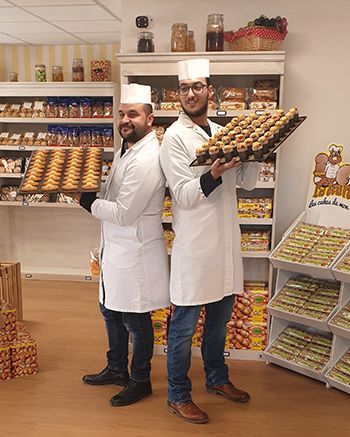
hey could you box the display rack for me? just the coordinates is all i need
[265,216,350,391]
[118,51,286,360]
[0,82,118,281]
[326,250,350,394]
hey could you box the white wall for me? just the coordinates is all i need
[121,0,350,241]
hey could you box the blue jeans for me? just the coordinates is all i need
[167,295,234,403]
[99,303,154,382]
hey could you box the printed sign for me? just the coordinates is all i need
[305,143,350,227]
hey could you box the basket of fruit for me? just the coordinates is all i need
[225,15,288,51]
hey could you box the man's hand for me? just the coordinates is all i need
[210,158,241,180]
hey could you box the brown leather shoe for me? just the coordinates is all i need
[206,381,250,403]
[167,400,209,424]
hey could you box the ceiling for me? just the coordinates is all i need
[0,0,122,45]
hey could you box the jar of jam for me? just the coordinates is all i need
[137,31,155,53]
[206,14,224,51]
[8,72,18,82]
[72,58,84,82]
[171,23,188,52]
[187,30,195,51]
[35,64,46,82]
[52,65,63,82]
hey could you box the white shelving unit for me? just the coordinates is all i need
[0,82,118,281]
[118,52,286,361]
[265,247,347,385]
[326,251,350,394]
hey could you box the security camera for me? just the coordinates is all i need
[135,15,154,29]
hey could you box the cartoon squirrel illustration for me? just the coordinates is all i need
[313,144,344,186]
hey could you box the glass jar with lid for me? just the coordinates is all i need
[137,31,155,53]
[186,30,195,51]
[171,23,188,52]
[8,72,18,82]
[35,64,46,82]
[72,58,84,82]
[52,65,63,82]
[206,13,224,51]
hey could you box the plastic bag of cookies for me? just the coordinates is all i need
[33,100,46,118]
[20,101,34,118]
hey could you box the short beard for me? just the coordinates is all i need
[181,100,208,119]
[118,126,145,144]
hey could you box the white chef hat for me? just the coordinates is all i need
[120,83,152,104]
[178,59,210,81]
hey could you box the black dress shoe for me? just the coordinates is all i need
[82,367,129,386]
[110,380,152,407]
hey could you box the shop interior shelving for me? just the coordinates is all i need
[0,82,118,282]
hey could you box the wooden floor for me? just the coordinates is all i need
[1,280,349,437]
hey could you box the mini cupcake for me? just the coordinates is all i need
[255,127,264,137]
[195,146,207,165]
[223,145,235,162]
[275,120,285,136]
[220,127,230,136]
[260,122,269,131]
[252,142,264,161]
[229,141,239,157]
[227,130,236,140]
[233,126,242,134]
[236,133,245,143]
[285,111,295,127]
[280,115,290,131]
[202,141,210,159]
[239,120,248,128]
[225,122,234,130]
[230,116,239,125]
[244,137,253,156]
[237,142,248,162]
[249,132,259,142]
[216,141,224,158]
[270,125,280,142]
[251,120,261,128]
[289,107,299,122]
[222,135,231,145]
[276,109,285,117]
[246,125,255,134]
[209,145,220,163]
[258,136,269,154]
[237,114,245,121]
[264,131,275,149]
[241,129,250,138]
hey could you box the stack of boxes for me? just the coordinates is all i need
[226,281,269,351]
[0,301,38,380]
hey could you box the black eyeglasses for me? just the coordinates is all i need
[178,82,208,96]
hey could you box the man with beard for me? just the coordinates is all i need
[160,59,260,424]
[78,83,169,407]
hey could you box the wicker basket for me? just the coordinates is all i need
[224,26,287,51]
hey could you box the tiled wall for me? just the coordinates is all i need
[0,43,121,82]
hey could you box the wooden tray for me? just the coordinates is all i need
[190,116,306,167]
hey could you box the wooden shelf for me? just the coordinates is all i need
[22,266,99,282]
[0,117,113,124]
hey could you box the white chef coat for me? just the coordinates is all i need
[159,113,260,306]
[91,130,170,312]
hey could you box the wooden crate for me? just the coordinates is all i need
[0,262,22,321]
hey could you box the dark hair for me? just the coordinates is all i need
[143,103,153,115]
[206,77,211,86]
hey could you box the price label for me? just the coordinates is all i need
[223,351,230,357]
[19,145,25,150]
[84,275,92,281]
[216,109,227,116]
[22,201,29,207]
[24,273,32,278]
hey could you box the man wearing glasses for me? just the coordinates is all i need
[160,59,260,424]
